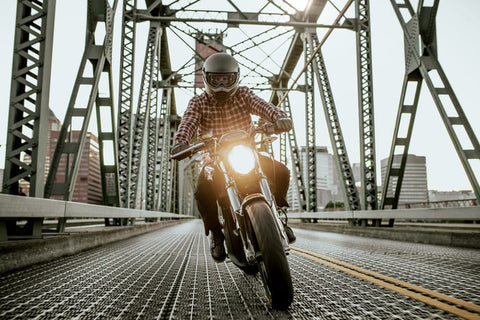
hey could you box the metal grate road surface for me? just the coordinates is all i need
[1,220,479,319]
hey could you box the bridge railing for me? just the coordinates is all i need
[287,206,480,222]
[2,194,479,238]
[1,194,479,221]
[0,194,192,220]
[0,194,193,240]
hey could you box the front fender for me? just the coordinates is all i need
[241,193,268,215]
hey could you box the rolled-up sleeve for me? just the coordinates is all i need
[244,87,287,122]
[174,98,201,145]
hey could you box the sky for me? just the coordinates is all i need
[0,0,479,192]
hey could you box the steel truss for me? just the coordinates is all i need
[117,0,137,208]
[129,22,162,209]
[9,0,477,227]
[355,0,378,211]
[276,90,307,211]
[3,0,55,198]
[306,31,361,212]
[44,0,120,231]
[157,89,178,213]
[303,33,318,212]
[382,0,480,212]
[2,0,56,237]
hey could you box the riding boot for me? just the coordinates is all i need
[278,207,296,244]
[284,225,296,244]
[209,229,226,262]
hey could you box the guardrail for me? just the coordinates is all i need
[1,194,479,221]
[0,194,192,219]
[0,194,193,241]
[287,206,480,221]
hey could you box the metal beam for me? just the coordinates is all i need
[117,0,137,208]
[129,22,162,208]
[384,0,480,210]
[134,14,353,29]
[355,0,378,210]
[306,31,361,211]
[303,33,317,212]
[44,0,120,232]
[3,0,56,198]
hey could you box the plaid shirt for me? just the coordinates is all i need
[174,86,288,145]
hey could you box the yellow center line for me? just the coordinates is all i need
[292,247,480,320]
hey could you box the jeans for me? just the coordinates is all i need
[195,154,290,235]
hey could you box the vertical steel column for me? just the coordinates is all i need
[384,0,480,209]
[2,0,56,239]
[94,2,120,208]
[355,0,378,210]
[3,0,56,198]
[145,50,160,212]
[44,0,119,231]
[303,33,317,212]
[277,89,287,165]
[276,90,307,211]
[157,88,174,212]
[117,0,137,208]
[167,123,179,213]
[44,0,118,201]
[129,23,161,209]
[306,32,361,212]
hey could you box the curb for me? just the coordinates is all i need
[289,222,480,249]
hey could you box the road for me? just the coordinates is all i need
[1,220,479,319]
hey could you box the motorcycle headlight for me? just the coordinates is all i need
[228,145,255,174]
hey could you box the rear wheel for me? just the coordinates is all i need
[245,200,293,310]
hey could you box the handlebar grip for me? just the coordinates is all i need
[170,142,205,161]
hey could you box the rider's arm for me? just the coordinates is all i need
[174,97,202,145]
[242,87,288,123]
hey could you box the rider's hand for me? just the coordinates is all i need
[171,143,189,155]
[275,118,293,132]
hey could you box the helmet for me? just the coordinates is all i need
[202,53,240,102]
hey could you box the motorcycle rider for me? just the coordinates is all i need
[171,52,295,262]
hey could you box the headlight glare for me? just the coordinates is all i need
[228,145,255,174]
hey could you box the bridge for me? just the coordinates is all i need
[1,0,480,319]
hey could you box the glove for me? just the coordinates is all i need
[171,143,189,155]
[275,118,293,132]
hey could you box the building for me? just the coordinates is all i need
[380,154,428,205]
[429,190,475,202]
[287,146,343,210]
[20,110,102,204]
[49,130,102,204]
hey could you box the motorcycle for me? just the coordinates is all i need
[171,123,294,310]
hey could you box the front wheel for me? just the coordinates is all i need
[245,200,293,310]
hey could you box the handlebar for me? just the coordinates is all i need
[170,122,287,161]
[170,142,205,161]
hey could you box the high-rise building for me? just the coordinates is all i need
[48,130,102,204]
[20,110,102,204]
[287,146,342,210]
[380,154,428,205]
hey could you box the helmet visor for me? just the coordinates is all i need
[205,73,237,88]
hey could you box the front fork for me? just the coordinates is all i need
[217,160,290,263]
[259,177,290,251]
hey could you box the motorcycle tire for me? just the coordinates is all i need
[246,200,293,310]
